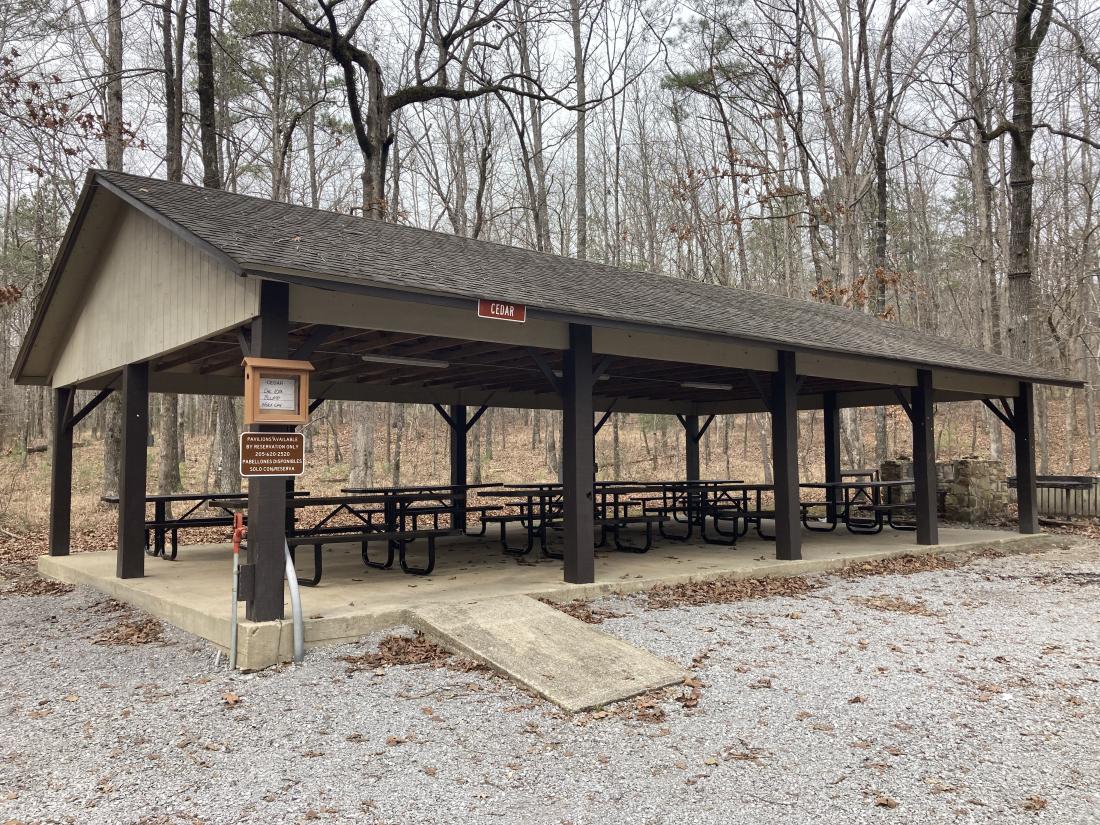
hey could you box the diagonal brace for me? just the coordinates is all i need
[982,397,1015,430]
[893,387,914,423]
[594,399,619,435]
[66,386,114,431]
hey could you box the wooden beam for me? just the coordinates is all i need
[684,414,700,481]
[449,404,467,528]
[562,324,595,584]
[433,403,457,430]
[465,401,491,432]
[771,351,801,560]
[593,399,618,435]
[49,387,75,557]
[911,369,939,545]
[699,411,717,440]
[823,390,841,522]
[981,397,1014,430]
[246,281,290,622]
[116,362,149,579]
[893,387,914,423]
[529,348,562,395]
[1014,383,1039,534]
[67,385,114,431]
[292,324,336,360]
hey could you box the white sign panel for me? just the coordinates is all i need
[258,375,299,413]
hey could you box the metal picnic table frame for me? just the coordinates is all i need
[798,480,916,534]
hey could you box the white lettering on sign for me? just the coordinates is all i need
[477,298,527,323]
[240,431,305,477]
[258,376,299,413]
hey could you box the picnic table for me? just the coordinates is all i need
[218,489,485,581]
[799,480,915,534]
[478,479,757,554]
[101,490,310,559]
[341,482,503,534]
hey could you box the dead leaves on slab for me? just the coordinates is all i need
[538,597,625,624]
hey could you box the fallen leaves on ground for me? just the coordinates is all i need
[1022,795,1048,812]
[849,594,941,617]
[838,553,959,579]
[0,567,73,598]
[539,597,625,624]
[340,632,487,675]
[676,676,703,709]
[645,575,816,609]
[94,617,164,646]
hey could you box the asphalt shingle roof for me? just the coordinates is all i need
[95,170,1073,386]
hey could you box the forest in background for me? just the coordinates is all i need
[1,0,1099,529]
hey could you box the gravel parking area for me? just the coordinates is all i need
[1,540,1098,824]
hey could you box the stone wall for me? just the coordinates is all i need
[878,456,1009,522]
[942,458,1010,523]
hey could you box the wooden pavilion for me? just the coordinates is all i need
[11,170,1080,623]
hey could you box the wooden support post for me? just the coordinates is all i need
[49,387,75,557]
[562,323,595,584]
[911,369,939,545]
[684,414,700,481]
[823,391,841,521]
[449,404,467,529]
[1014,382,1039,534]
[246,281,290,622]
[771,351,801,560]
[116,363,149,579]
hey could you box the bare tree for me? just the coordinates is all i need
[258,0,567,219]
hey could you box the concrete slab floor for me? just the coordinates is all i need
[38,525,1057,671]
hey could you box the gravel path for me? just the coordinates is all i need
[1,541,1098,825]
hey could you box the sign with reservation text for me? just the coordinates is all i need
[477,298,526,323]
[240,431,305,477]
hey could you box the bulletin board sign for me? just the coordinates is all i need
[242,357,314,425]
[240,431,305,477]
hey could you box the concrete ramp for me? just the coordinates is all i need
[410,595,688,713]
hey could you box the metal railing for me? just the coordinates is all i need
[1008,475,1100,519]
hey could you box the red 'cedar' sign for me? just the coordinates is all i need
[477,298,526,323]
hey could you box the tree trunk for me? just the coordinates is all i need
[195,0,220,188]
[569,0,587,259]
[349,408,373,487]
[104,0,124,170]
[158,0,185,498]
[211,397,240,492]
[158,392,182,494]
[1004,0,1054,362]
[100,0,124,497]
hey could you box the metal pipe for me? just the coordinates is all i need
[229,513,244,669]
[283,541,305,664]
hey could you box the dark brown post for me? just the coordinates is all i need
[911,369,939,545]
[116,363,149,578]
[49,387,75,557]
[449,404,467,528]
[771,350,801,560]
[823,390,841,521]
[562,323,595,584]
[246,281,290,622]
[1014,382,1038,534]
[684,414,700,481]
